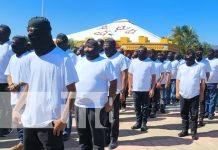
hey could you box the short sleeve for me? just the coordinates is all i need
[19,56,31,84]
[176,67,181,80]
[199,66,206,80]
[166,62,172,73]
[64,57,79,86]
[160,63,165,73]
[4,57,12,76]
[105,61,117,81]
[128,61,134,74]
[120,56,128,72]
[151,62,156,75]
[205,60,211,73]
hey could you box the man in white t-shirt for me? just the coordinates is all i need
[56,33,78,141]
[128,46,156,132]
[0,24,14,136]
[56,33,78,66]
[12,17,79,150]
[148,49,164,118]
[4,36,29,149]
[195,47,211,126]
[205,49,218,120]
[103,38,128,149]
[176,49,205,140]
[75,39,117,150]
[157,52,172,113]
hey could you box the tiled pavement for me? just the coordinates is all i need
[1,97,218,150]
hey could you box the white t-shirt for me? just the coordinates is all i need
[4,52,30,105]
[171,60,180,79]
[177,63,205,99]
[154,59,165,83]
[206,58,218,83]
[179,59,186,65]
[196,58,211,80]
[107,52,128,94]
[20,47,79,128]
[99,51,106,57]
[129,58,155,92]
[66,49,78,66]
[0,41,14,83]
[161,60,172,84]
[75,56,116,108]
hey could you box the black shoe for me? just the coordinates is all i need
[198,121,205,127]
[208,114,215,120]
[178,131,188,137]
[204,113,209,118]
[141,124,148,132]
[109,140,118,149]
[150,113,156,118]
[160,109,165,114]
[131,123,141,129]
[191,134,198,140]
[62,134,70,141]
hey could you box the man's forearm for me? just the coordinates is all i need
[176,80,180,95]
[14,84,28,112]
[61,83,76,123]
[166,72,171,85]
[109,79,117,98]
[128,73,133,89]
[151,74,156,90]
[121,69,128,93]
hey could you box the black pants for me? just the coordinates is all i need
[133,91,149,125]
[76,107,107,150]
[159,84,166,110]
[150,87,160,114]
[0,83,11,135]
[106,94,120,142]
[23,127,64,150]
[180,95,199,133]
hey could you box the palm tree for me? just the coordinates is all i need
[170,25,199,54]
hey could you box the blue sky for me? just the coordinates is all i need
[0,0,217,45]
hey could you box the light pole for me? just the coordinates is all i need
[42,0,44,17]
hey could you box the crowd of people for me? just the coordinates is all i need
[0,17,218,150]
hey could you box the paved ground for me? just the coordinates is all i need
[0,97,218,150]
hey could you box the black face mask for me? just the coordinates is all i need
[138,51,147,61]
[104,47,117,57]
[208,52,215,60]
[84,49,99,60]
[185,55,195,66]
[0,30,9,44]
[12,43,27,57]
[56,42,69,51]
[28,30,55,56]
[196,52,203,62]
[168,55,174,61]
[175,54,181,61]
[158,56,164,62]
[149,53,156,61]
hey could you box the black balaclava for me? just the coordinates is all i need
[104,38,117,58]
[97,39,104,53]
[56,33,69,51]
[26,42,33,51]
[149,49,156,61]
[78,44,85,57]
[196,47,203,62]
[0,24,11,45]
[167,52,174,61]
[185,49,196,66]
[137,46,147,61]
[157,52,164,62]
[11,36,27,57]
[207,49,215,60]
[215,50,218,58]
[175,52,182,61]
[84,40,100,60]
[27,17,55,56]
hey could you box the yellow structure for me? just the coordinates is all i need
[75,36,179,52]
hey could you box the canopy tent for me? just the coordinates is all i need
[67,19,161,43]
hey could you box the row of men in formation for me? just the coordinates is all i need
[0,17,218,150]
